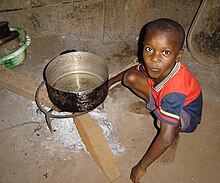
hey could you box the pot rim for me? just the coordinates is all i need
[43,51,109,94]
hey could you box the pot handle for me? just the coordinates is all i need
[60,49,77,55]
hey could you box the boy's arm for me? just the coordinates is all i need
[130,120,177,183]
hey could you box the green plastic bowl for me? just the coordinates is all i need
[0,28,31,69]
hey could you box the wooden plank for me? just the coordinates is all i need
[0,67,53,108]
[75,115,121,182]
[0,67,121,182]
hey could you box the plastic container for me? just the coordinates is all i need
[0,28,31,69]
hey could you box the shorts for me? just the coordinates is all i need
[180,110,198,133]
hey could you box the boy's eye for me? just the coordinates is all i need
[145,47,153,52]
[162,50,171,55]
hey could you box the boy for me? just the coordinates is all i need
[108,18,203,183]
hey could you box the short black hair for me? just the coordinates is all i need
[144,18,185,50]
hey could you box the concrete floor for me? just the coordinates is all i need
[0,35,220,183]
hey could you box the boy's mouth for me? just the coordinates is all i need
[150,66,160,72]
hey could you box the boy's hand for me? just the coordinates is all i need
[130,163,146,183]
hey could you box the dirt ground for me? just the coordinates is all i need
[0,35,220,183]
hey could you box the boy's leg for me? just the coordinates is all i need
[156,110,191,164]
[123,69,150,102]
[156,122,180,164]
[157,130,180,164]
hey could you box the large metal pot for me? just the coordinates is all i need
[43,51,109,112]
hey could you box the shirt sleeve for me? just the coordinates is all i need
[136,63,147,74]
[153,92,186,126]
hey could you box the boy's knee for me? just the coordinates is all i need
[123,70,137,87]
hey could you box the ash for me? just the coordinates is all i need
[29,102,125,156]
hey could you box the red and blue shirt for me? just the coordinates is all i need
[136,62,203,127]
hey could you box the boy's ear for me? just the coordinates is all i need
[176,49,184,62]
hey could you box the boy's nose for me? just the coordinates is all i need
[152,51,160,62]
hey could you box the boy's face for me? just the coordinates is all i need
[143,29,183,84]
